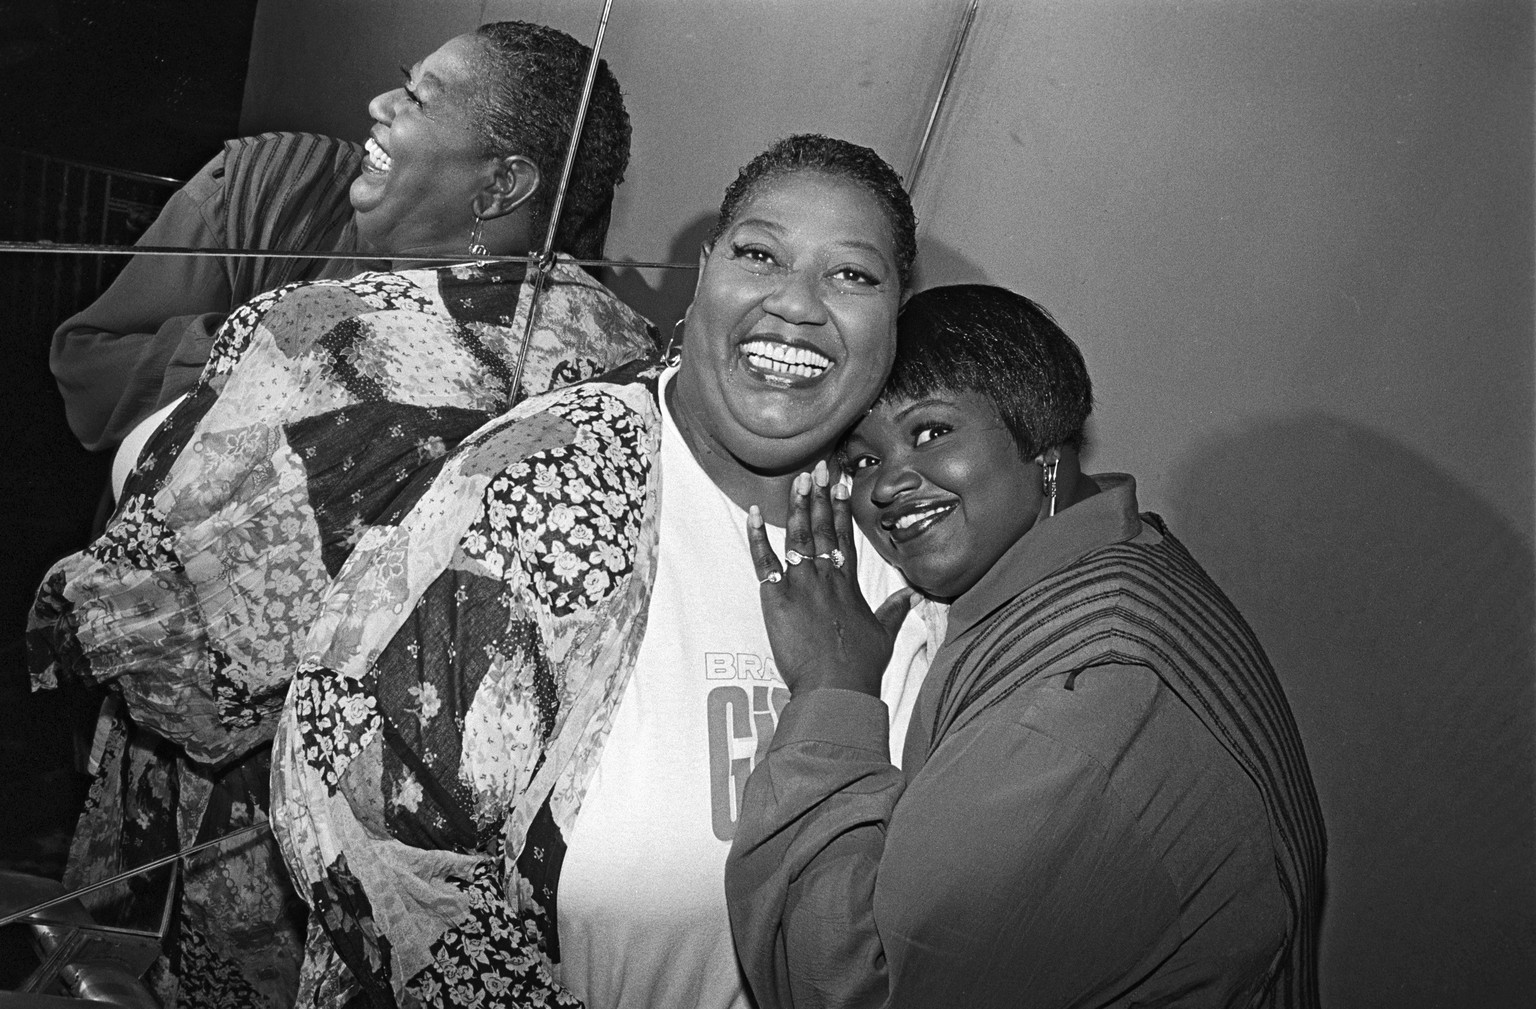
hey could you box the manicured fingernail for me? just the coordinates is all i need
[795,472,811,495]
[813,460,829,487]
[832,482,850,501]
[748,504,763,528]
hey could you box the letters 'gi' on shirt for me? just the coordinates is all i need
[726,475,1326,1009]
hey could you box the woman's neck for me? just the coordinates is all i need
[664,375,825,528]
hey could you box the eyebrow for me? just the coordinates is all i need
[891,397,954,422]
[402,63,443,93]
[728,217,895,271]
[839,238,896,266]
[728,216,787,237]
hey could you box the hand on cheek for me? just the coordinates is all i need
[747,460,914,697]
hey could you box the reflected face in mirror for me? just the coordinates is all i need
[844,389,1041,601]
[674,171,901,475]
[350,33,501,258]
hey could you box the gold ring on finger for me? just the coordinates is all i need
[784,549,808,566]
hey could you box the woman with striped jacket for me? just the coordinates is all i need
[729,283,1326,1009]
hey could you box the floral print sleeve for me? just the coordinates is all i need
[272,368,664,1006]
[28,257,655,765]
[25,257,655,1009]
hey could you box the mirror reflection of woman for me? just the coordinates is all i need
[269,135,935,1009]
[30,22,648,1009]
[52,20,629,456]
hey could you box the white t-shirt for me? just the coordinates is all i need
[556,370,929,1009]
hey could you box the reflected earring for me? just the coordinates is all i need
[468,215,488,258]
[1042,458,1059,517]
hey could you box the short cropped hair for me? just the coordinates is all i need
[471,21,631,259]
[710,134,917,288]
[884,284,1093,459]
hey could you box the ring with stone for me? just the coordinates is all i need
[784,549,808,566]
[760,571,783,584]
[826,548,846,569]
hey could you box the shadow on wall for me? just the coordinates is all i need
[605,211,716,338]
[1164,414,1535,1008]
[911,235,988,292]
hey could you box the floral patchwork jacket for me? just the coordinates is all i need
[28,258,655,1008]
[271,361,669,1007]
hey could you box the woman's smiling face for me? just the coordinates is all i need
[350,33,499,257]
[675,170,901,474]
[844,388,1043,601]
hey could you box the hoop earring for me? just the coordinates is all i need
[468,216,488,258]
[663,315,686,367]
[1042,458,1059,517]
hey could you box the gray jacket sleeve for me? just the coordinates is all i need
[726,687,902,1009]
[727,679,1184,1009]
[50,153,233,451]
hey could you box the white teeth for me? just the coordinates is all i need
[894,505,949,530]
[365,137,393,172]
[741,339,832,379]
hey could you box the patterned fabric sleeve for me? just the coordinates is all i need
[272,369,664,1007]
[28,259,655,768]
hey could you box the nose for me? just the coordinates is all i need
[368,87,402,124]
[762,268,830,327]
[869,457,921,508]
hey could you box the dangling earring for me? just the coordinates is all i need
[1042,457,1059,517]
[468,215,488,258]
[663,311,688,367]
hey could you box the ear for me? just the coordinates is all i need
[689,241,713,298]
[475,154,541,219]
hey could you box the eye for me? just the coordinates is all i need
[841,451,881,474]
[729,242,778,272]
[399,66,424,106]
[829,265,880,288]
[914,423,952,447]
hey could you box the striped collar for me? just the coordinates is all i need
[946,473,1144,638]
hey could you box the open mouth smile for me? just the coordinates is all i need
[364,137,393,173]
[882,501,956,543]
[740,338,833,385]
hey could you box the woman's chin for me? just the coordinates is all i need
[733,392,862,452]
[720,411,850,473]
[348,173,386,216]
[673,366,865,474]
[732,434,837,476]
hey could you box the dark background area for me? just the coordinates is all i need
[0,1,258,974]
[0,0,258,178]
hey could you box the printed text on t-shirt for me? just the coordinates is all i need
[705,651,789,840]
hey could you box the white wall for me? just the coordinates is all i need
[241,1,1535,1003]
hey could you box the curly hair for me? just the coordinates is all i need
[710,134,917,288]
[884,284,1094,458]
[469,21,631,259]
